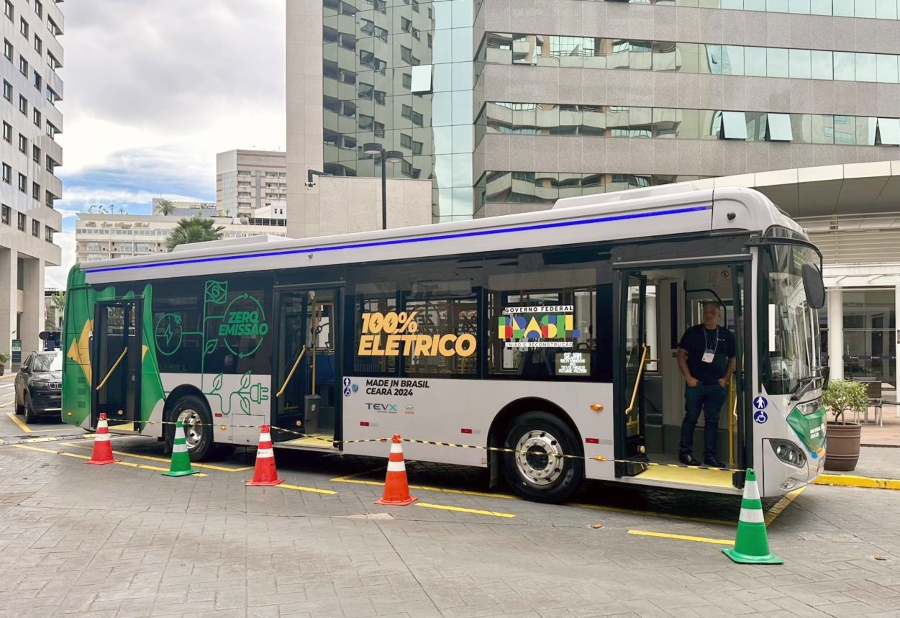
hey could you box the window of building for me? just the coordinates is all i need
[18,94,26,114]
[33,35,40,55]
[3,79,10,100]
[1,162,9,183]
[17,211,25,231]
[3,0,11,20]
[33,70,40,90]
[46,121,56,138]
[17,133,26,152]
[45,190,56,208]
[20,17,28,38]
[878,118,900,145]
[32,108,39,126]
[400,133,412,149]
[45,226,54,243]
[1,204,9,225]
[17,172,26,192]
[45,155,56,173]
[2,121,9,142]
[31,218,39,237]
[402,72,412,90]
[374,121,385,138]
[3,38,12,60]
[34,0,42,18]
[48,52,60,70]
[19,54,27,75]
[31,181,39,199]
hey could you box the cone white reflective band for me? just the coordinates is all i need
[94,433,110,442]
[175,429,186,440]
[98,422,108,429]
[387,460,406,472]
[257,448,274,458]
[260,432,272,442]
[745,480,760,501]
[739,507,765,524]
[390,442,403,454]
[173,443,188,453]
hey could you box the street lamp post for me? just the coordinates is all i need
[363,143,403,230]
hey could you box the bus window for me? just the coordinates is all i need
[403,279,478,377]
[353,281,398,375]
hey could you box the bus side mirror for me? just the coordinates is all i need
[802,263,826,309]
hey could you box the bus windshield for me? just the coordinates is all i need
[760,243,823,397]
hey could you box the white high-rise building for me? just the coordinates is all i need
[0,0,63,369]
[216,149,287,219]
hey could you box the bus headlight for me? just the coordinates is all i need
[770,440,807,468]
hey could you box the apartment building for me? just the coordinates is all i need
[216,149,288,219]
[1,0,62,367]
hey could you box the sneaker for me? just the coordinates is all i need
[679,453,701,466]
[704,457,727,468]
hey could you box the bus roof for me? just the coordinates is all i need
[78,185,803,285]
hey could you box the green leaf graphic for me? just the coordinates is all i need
[205,339,218,355]
[240,371,251,389]
[212,373,223,393]
[240,397,250,415]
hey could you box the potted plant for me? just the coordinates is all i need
[0,352,9,376]
[822,379,868,472]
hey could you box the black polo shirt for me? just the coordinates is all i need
[678,325,735,385]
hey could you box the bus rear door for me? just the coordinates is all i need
[272,287,342,446]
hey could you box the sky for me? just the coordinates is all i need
[45,0,287,289]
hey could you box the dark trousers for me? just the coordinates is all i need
[679,384,727,459]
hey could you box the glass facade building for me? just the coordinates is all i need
[309,0,900,222]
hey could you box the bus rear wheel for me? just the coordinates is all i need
[166,395,212,462]
[501,412,583,504]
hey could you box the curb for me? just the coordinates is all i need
[814,474,900,490]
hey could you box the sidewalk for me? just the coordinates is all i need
[821,403,900,484]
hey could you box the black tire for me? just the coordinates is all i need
[501,412,584,504]
[15,394,24,415]
[165,395,213,462]
[24,393,37,424]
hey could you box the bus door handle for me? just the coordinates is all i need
[276,346,307,399]
[625,344,649,417]
[96,349,128,392]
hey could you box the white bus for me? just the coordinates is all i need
[62,184,827,503]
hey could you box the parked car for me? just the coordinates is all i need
[14,351,63,423]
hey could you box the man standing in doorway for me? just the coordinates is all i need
[677,302,736,468]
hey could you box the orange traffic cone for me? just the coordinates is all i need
[246,424,284,486]
[375,435,417,506]
[85,413,120,465]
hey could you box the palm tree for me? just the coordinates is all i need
[165,218,225,251]
[154,198,176,216]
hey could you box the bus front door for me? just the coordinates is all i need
[273,288,341,444]
[91,300,142,430]
[617,273,649,476]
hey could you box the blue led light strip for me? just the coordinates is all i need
[86,204,711,274]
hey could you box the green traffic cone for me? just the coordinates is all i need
[723,468,783,564]
[162,419,199,477]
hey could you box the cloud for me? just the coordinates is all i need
[48,0,287,266]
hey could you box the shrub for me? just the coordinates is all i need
[822,379,869,424]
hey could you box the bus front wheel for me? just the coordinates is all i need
[166,395,212,462]
[501,412,583,504]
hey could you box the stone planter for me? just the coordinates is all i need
[824,422,861,472]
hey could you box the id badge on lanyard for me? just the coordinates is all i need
[702,327,718,364]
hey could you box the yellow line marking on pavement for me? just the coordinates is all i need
[815,474,900,491]
[61,442,252,472]
[330,474,517,499]
[571,502,735,527]
[628,530,734,545]
[416,502,515,518]
[6,412,31,433]
[278,483,338,495]
[765,486,805,525]
[12,444,207,475]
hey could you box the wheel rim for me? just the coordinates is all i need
[177,409,204,450]
[514,429,564,486]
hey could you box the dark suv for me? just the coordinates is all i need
[14,351,63,423]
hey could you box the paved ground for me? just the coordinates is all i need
[3,376,900,617]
